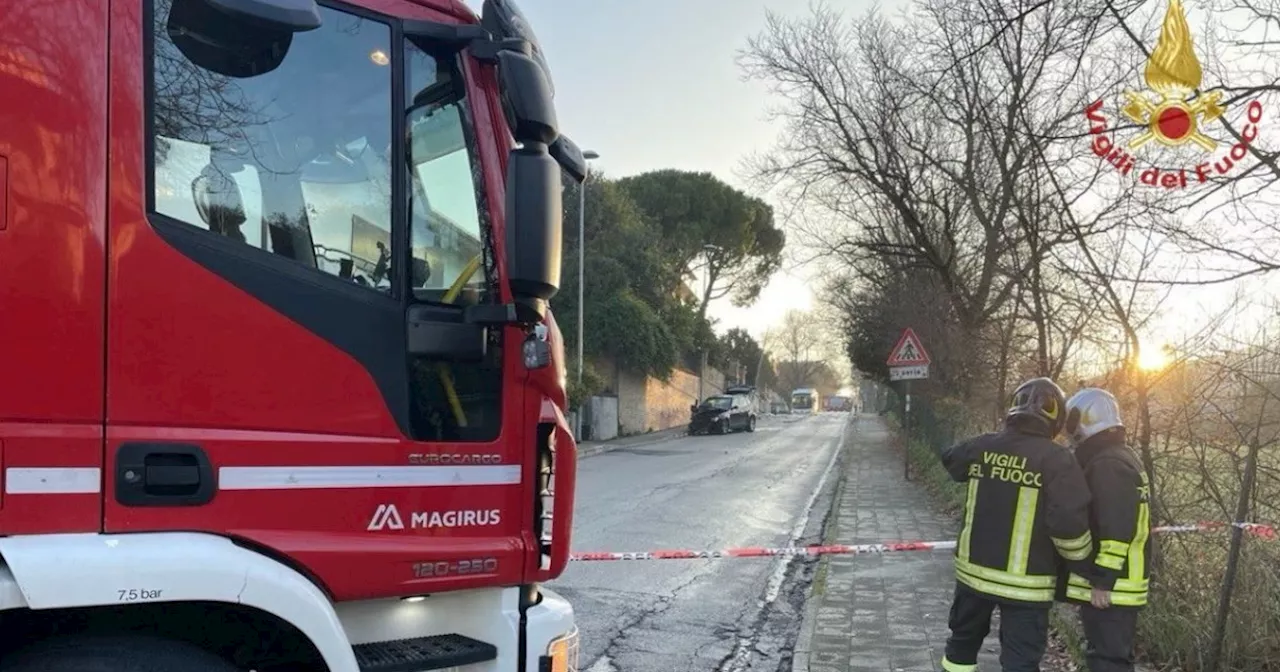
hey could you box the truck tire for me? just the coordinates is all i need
[0,635,242,672]
[746,416,756,432]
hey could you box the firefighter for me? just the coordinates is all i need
[1060,387,1152,672]
[937,377,1093,672]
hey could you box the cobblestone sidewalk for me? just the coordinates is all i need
[795,414,1003,672]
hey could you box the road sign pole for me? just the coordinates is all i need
[887,328,931,482]
[903,379,911,481]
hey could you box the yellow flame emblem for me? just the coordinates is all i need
[1121,0,1224,151]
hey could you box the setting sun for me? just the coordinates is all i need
[1136,342,1171,371]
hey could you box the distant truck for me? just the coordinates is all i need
[824,396,853,412]
[791,388,819,415]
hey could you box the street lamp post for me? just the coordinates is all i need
[576,150,600,385]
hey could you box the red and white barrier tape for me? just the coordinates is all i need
[1155,521,1276,538]
[567,521,1277,562]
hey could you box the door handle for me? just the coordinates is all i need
[115,442,216,507]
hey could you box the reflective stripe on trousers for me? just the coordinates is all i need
[942,657,978,672]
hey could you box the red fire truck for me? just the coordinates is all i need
[0,0,588,670]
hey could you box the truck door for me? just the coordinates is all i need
[0,1,109,536]
[103,0,530,600]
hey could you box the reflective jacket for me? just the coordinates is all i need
[1060,429,1152,608]
[940,421,1093,606]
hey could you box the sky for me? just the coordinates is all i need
[463,0,1280,356]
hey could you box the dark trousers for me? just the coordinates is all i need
[944,584,1049,672]
[1080,605,1139,672]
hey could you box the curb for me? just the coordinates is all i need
[575,428,686,459]
[790,415,859,672]
[791,593,820,672]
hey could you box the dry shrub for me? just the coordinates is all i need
[1141,537,1280,671]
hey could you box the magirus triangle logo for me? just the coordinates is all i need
[1084,0,1263,189]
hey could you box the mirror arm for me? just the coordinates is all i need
[549,136,588,184]
[401,20,534,66]
[403,20,487,50]
[469,37,532,63]
[464,300,544,326]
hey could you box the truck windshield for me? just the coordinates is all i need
[792,394,812,408]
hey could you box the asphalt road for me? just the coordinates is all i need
[548,412,851,672]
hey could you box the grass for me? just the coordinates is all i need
[1128,436,1280,670]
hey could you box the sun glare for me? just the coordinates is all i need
[1136,343,1171,371]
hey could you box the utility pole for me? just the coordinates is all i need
[575,150,600,385]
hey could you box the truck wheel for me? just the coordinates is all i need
[747,416,756,432]
[0,635,242,672]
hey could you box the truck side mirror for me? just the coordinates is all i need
[550,135,588,184]
[505,144,562,305]
[481,0,554,94]
[495,50,558,145]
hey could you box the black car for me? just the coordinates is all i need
[688,393,757,435]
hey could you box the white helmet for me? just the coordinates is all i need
[1064,388,1124,446]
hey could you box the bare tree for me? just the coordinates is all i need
[738,0,1151,396]
[753,1,1280,668]
[772,309,835,392]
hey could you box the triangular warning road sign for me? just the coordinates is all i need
[887,328,931,366]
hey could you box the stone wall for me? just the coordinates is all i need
[642,368,709,434]
[596,356,727,436]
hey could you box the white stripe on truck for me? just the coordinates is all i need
[217,465,522,490]
[5,468,102,494]
[2,465,520,495]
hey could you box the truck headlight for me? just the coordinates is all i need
[545,628,579,672]
[524,335,552,370]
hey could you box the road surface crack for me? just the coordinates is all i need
[586,569,712,672]
[713,434,848,672]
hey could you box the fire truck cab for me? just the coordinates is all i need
[0,0,587,670]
